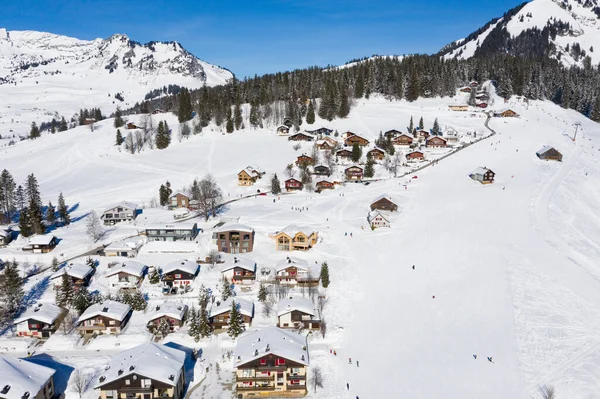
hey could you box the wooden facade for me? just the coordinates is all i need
[406,151,424,161]
[344,134,369,147]
[336,149,352,159]
[77,313,131,335]
[536,147,562,162]
[235,355,307,398]
[295,154,314,166]
[344,166,363,181]
[392,134,413,146]
[384,129,403,139]
[162,269,197,287]
[285,178,303,192]
[367,148,385,161]
[209,310,253,330]
[288,133,313,142]
[500,109,518,117]
[216,229,255,254]
[169,193,190,209]
[370,197,398,212]
[426,136,447,148]
[96,370,185,399]
[312,165,330,176]
[315,180,334,191]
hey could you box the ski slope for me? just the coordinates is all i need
[1,94,600,398]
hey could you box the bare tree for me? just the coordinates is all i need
[86,211,104,242]
[134,131,144,153]
[192,174,223,221]
[309,366,324,394]
[292,143,301,151]
[317,294,329,314]
[62,310,74,334]
[284,164,295,178]
[319,318,327,338]
[540,385,556,399]
[207,249,221,266]
[72,369,88,399]
[140,114,155,149]
[125,132,135,154]
[310,143,320,165]
[262,298,274,317]
[324,149,336,172]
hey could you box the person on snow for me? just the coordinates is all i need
[487,356,493,363]
[349,358,352,364]
[473,354,477,359]
[347,383,350,390]
[412,265,415,270]
[356,360,359,367]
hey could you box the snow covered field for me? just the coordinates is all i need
[1,92,600,399]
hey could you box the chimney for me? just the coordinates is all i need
[118,369,123,376]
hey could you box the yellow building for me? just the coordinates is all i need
[273,225,319,251]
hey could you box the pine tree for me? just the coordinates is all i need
[221,277,233,301]
[0,169,16,221]
[249,102,260,128]
[156,121,169,149]
[351,143,362,163]
[188,307,201,342]
[159,182,172,206]
[29,199,45,235]
[72,286,93,314]
[306,100,316,124]
[338,89,350,118]
[320,262,330,288]
[354,69,365,98]
[51,257,60,272]
[149,268,160,284]
[26,174,42,208]
[257,284,268,302]
[198,307,211,338]
[271,174,281,195]
[418,116,424,130]
[59,117,68,132]
[432,118,440,135]
[0,260,24,315]
[409,116,414,132]
[364,157,375,178]
[19,207,33,237]
[591,96,600,122]
[227,300,245,338]
[234,99,243,130]
[29,122,40,139]
[115,129,124,145]
[57,192,70,225]
[114,107,124,128]
[15,185,25,211]
[156,319,172,337]
[178,88,193,123]
[56,273,75,307]
[226,107,234,133]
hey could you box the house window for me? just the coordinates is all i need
[109,321,116,326]
[276,358,285,366]
[291,368,300,375]
[125,380,131,385]
[30,323,39,329]
[241,369,252,378]
[174,274,182,279]
[260,359,266,365]
[141,379,152,388]
[235,271,242,276]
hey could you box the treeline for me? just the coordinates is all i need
[125,53,600,130]
[144,84,184,100]
[0,169,71,236]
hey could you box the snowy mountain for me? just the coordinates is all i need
[0,28,232,134]
[438,0,600,67]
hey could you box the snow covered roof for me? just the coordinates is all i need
[0,229,10,239]
[471,167,492,175]
[241,167,259,177]
[277,297,316,317]
[104,201,138,212]
[169,192,189,199]
[50,263,93,281]
[77,300,131,323]
[26,235,56,246]
[278,224,316,238]
[146,222,197,230]
[234,326,309,368]
[0,357,56,399]
[209,297,254,318]
[214,223,254,233]
[315,177,333,184]
[96,343,185,388]
[276,257,309,272]
[221,257,257,273]
[162,259,199,275]
[105,261,147,278]
[14,303,66,325]
[147,302,188,322]
[372,193,396,205]
[536,145,556,156]
[104,238,144,252]
[368,210,390,223]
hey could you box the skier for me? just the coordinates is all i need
[345,232,348,236]
[350,232,353,237]
[357,360,359,367]
[432,295,436,299]
[473,354,477,359]
[412,265,415,270]
[487,356,493,363]
[334,350,337,356]
[347,383,350,390]
[349,357,352,364]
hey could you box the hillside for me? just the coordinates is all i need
[0,28,233,136]
[1,92,600,398]
[439,0,600,67]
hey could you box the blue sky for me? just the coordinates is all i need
[1,0,524,78]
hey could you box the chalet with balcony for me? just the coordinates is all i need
[469,167,495,184]
[275,257,321,286]
[104,238,144,258]
[14,303,67,338]
[305,127,333,136]
[312,165,330,176]
[368,210,391,229]
[49,262,94,289]
[460,87,472,93]
[238,169,259,186]
[101,202,138,226]
[426,136,447,148]
[416,130,430,140]
[315,140,334,151]
[273,225,318,251]
[105,261,147,290]
[295,154,314,167]
[169,193,190,209]
[288,132,314,142]
[336,149,352,159]
[21,235,58,253]
[147,302,188,335]
[392,134,414,146]
[213,224,255,254]
[284,178,303,192]
[209,297,254,331]
[367,147,386,161]
[277,297,320,330]
[145,223,199,242]
[95,343,186,399]
[233,326,309,398]
[0,357,56,399]
[536,146,562,162]
[0,228,12,246]
[276,125,290,135]
[384,129,403,139]
[406,151,425,162]
[498,109,519,118]
[221,257,257,284]
[315,178,334,192]
[345,165,363,181]
[448,105,468,112]
[126,122,139,129]
[161,260,199,288]
[344,133,369,147]
[370,194,398,212]
[76,300,132,335]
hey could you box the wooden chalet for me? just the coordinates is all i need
[406,151,425,162]
[344,133,369,147]
[368,210,391,229]
[126,122,139,129]
[76,300,132,335]
[105,261,147,290]
[275,257,320,286]
[392,133,414,146]
[95,343,186,399]
[161,260,199,289]
[336,149,353,159]
[316,140,334,150]
[213,224,255,254]
[469,167,495,184]
[273,225,319,251]
[312,164,331,176]
[221,256,257,283]
[426,136,448,148]
[276,125,290,135]
[370,194,398,212]
[305,127,333,136]
[238,169,259,186]
[296,154,314,166]
[384,129,403,139]
[277,297,321,330]
[22,235,58,253]
[288,132,314,142]
[233,327,309,398]
[101,201,138,226]
[498,109,519,118]
[448,105,468,112]
[416,130,430,140]
[0,357,56,399]
[169,192,190,209]
[315,178,334,192]
[14,303,67,338]
[285,178,303,192]
[208,297,254,331]
[536,146,562,162]
[103,238,144,257]
[367,147,386,161]
[460,87,472,93]
[147,302,188,334]
[50,262,94,289]
[83,118,96,125]
[345,165,364,181]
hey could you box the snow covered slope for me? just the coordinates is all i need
[0,28,232,134]
[440,0,600,67]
